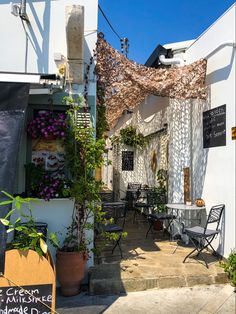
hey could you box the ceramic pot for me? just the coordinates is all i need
[56,251,87,296]
[153,219,163,231]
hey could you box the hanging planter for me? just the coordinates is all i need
[119,126,146,148]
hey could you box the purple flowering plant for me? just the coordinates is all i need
[37,174,71,201]
[25,163,71,201]
[27,111,67,139]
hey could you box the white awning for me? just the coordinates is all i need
[0,72,41,84]
[0,72,64,95]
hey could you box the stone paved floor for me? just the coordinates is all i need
[90,212,228,294]
[56,284,236,314]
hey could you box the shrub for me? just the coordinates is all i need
[221,251,236,286]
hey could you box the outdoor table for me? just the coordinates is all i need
[102,201,127,222]
[102,201,127,207]
[166,203,206,241]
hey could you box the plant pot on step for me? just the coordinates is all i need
[56,250,87,296]
[153,219,163,231]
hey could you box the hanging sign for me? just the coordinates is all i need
[232,127,236,140]
[203,104,226,148]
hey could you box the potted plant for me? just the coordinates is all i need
[153,169,168,231]
[119,126,146,148]
[53,95,107,296]
[0,191,58,312]
[0,191,57,255]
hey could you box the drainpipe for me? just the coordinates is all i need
[21,0,26,14]
[159,54,185,66]
[204,41,236,59]
[20,0,29,21]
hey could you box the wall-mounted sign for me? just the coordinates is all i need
[32,138,65,173]
[122,151,134,171]
[0,284,52,313]
[203,104,226,148]
[232,127,236,140]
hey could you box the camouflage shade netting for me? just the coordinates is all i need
[96,37,207,128]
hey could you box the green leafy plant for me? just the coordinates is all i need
[119,126,146,148]
[220,251,236,286]
[52,95,110,253]
[154,169,168,213]
[0,191,58,256]
[25,163,71,201]
[96,82,109,139]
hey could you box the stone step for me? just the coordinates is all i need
[88,263,228,295]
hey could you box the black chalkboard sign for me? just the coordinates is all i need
[122,151,134,171]
[0,284,52,313]
[203,104,226,148]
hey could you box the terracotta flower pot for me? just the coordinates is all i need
[153,219,163,231]
[56,251,87,296]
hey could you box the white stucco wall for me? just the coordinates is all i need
[0,0,98,94]
[107,95,170,198]
[1,0,98,269]
[185,4,236,257]
[0,1,98,72]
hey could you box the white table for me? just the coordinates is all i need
[166,203,206,241]
[166,203,205,211]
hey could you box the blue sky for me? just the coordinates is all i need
[98,0,235,64]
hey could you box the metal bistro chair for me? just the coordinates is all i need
[127,182,142,190]
[183,204,225,268]
[98,191,127,258]
[126,183,141,211]
[100,191,114,202]
[146,193,176,239]
[133,188,156,223]
[102,202,127,258]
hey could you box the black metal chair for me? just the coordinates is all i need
[125,183,141,211]
[100,191,114,202]
[145,193,176,238]
[97,191,127,257]
[127,182,142,190]
[133,188,154,223]
[102,202,127,258]
[183,204,225,268]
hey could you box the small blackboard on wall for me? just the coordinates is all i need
[203,104,226,148]
[122,151,134,171]
[0,284,52,313]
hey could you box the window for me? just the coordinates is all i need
[122,151,134,171]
